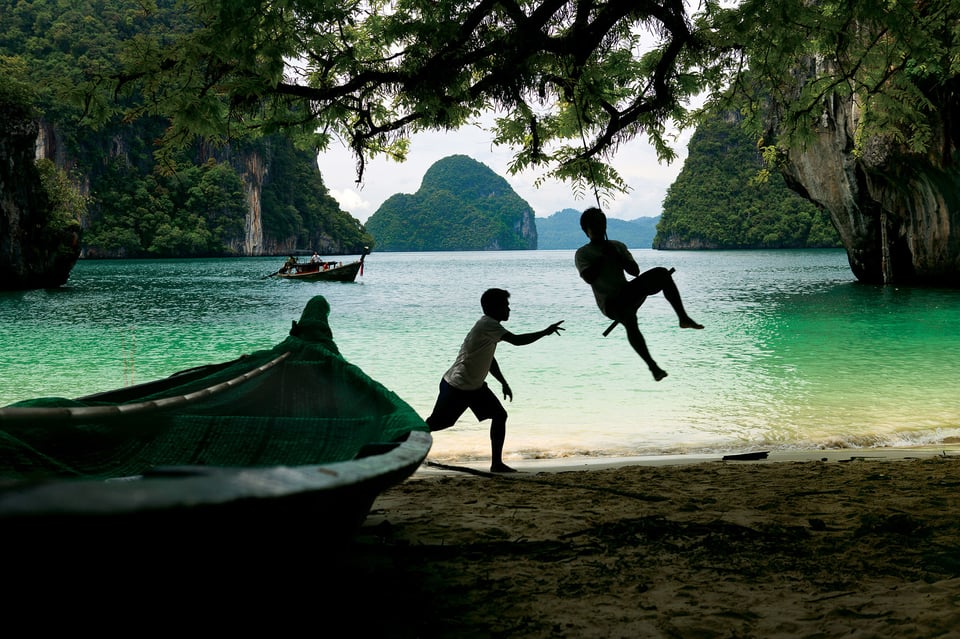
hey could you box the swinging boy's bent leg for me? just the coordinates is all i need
[627,267,702,328]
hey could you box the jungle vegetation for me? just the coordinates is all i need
[655,112,841,249]
[73,0,958,209]
[0,0,371,258]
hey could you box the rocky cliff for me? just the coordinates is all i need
[0,104,79,289]
[775,74,959,286]
[653,111,840,250]
[33,124,367,260]
[239,148,265,255]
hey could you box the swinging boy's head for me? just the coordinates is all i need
[580,207,607,240]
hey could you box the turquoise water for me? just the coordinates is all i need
[2,250,959,464]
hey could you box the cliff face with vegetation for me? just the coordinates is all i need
[774,85,959,286]
[1,0,371,269]
[1,72,80,289]
[32,118,371,260]
[654,113,840,250]
[364,155,537,251]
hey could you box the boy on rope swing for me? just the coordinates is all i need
[575,207,703,382]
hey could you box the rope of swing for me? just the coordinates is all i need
[571,80,624,337]
[572,85,605,213]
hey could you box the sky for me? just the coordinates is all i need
[314,117,696,224]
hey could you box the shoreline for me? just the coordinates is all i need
[417,443,960,475]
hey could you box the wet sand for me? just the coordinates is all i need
[334,447,960,638]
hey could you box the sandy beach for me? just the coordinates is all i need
[334,447,960,638]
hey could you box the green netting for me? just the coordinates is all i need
[0,296,428,481]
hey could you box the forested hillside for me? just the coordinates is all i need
[0,0,371,259]
[655,113,840,249]
[364,155,537,251]
[537,209,660,249]
[1,58,83,289]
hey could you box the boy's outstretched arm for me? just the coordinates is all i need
[501,320,565,346]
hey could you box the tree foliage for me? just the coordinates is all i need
[35,159,88,244]
[0,55,37,120]
[83,151,244,257]
[703,0,960,161]
[1,0,372,258]
[86,0,715,203]
[82,0,959,206]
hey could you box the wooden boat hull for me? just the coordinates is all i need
[276,248,368,282]
[0,430,431,539]
[0,295,430,545]
[277,259,363,282]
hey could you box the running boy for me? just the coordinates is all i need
[425,288,564,472]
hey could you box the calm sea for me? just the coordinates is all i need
[2,249,959,464]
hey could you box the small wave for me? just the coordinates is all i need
[426,427,960,465]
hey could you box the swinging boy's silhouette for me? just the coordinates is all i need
[575,207,703,381]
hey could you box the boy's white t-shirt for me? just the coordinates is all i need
[442,315,508,391]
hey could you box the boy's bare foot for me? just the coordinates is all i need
[680,318,704,329]
[651,367,668,382]
[490,463,519,473]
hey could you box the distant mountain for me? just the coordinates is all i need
[536,208,661,249]
[364,155,537,251]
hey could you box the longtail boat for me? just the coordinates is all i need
[275,248,369,282]
[0,295,430,546]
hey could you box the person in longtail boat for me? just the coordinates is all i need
[281,255,298,274]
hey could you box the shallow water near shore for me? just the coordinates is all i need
[2,249,959,464]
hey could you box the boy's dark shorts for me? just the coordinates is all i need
[426,379,506,431]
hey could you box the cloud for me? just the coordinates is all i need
[326,188,370,213]
[315,120,693,223]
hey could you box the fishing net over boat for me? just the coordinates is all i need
[0,296,429,481]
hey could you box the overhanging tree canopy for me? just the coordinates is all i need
[84,0,958,206]
[85,0,719,203]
